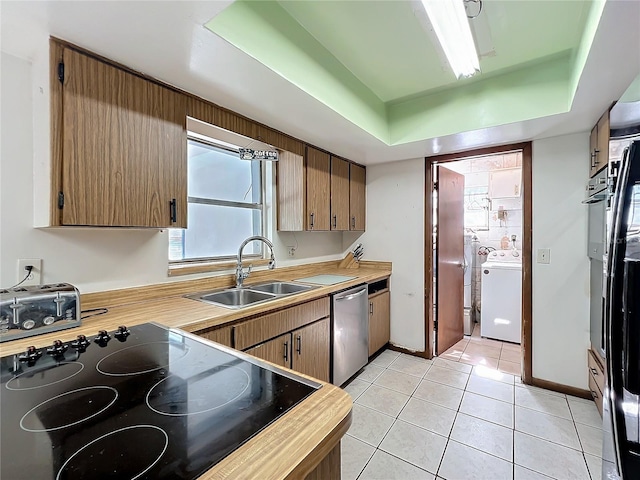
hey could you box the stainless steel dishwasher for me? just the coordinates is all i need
[332,284,369,386]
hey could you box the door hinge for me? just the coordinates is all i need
[433,181,439,191]
[57,62,64,84]
[57,192,64,209]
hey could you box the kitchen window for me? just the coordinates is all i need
[168,136,264,264]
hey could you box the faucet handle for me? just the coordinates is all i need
[268,256,276,270]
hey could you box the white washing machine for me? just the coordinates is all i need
[480,249,522,343]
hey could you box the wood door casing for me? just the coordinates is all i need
[293,318,330,382]
[61,48,187,227]
[244,333,291,369]
[330,157,350,231]
[306,147,330,231]
[350,164,366,231]
[436,166,465,355]
[369,291,390,356]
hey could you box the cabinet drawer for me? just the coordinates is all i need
[588,349,605,394]
[196,326,232,348]
[234,297,330,350]
[589,372,604,418]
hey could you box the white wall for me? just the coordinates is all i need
[357,158,425,352]
[532,133,590,389]
[0,52,345,293]
[361,136,590,389]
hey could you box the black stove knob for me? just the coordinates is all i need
[114,325,130,341]
[70,334,90,350]
[46,340,68,356]
[18,345,42,362]
[94,330,111,346]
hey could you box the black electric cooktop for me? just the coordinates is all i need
[0,323,320,479]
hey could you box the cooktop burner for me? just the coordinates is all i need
[0,322,321,479]
[96,341,190,376]
[6,361,84,390]
[56,425,169,480]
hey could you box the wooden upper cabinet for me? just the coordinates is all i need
[349,163,366,231]
[590,109,609,178]
[306,146,330,231]
[59,48,187,227]
[330,157,350,231]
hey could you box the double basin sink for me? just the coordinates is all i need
[186,281,316,309]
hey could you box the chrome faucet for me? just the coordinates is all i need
[235,235,276,288]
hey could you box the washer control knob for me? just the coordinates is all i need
[94,330,111,346]
[43,316,56,326]
[114,325,130,341]
[46,340,68,356]
[18,346,42,362]
[71,334,90,350]
[22,319,36,330]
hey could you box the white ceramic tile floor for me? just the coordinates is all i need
[341,349,603,480]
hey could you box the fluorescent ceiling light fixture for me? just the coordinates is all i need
[422,0,480,79]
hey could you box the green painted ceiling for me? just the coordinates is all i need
[206,0,603,145]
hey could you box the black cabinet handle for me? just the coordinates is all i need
[310,212,314,229]
[333,214,337,228]
[590,367,598,376]
[370,302,373,315]
[283,341,289,362]
[352,216,356,229]
[296,334,302,355]
[169,199,177,223]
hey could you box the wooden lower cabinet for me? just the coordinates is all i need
[244,333,291,369]
[293,318,330,382]
[369,291,390,356]
[196,326,232,347]
[588,348,604,417]
[243,318,330,382]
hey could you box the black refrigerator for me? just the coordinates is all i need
[603,140,640,479]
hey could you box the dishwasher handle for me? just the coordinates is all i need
[334,288,367,302]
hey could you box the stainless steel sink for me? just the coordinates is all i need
[248,282,314,295]
[190,289,277,309]
[186,281,316,309]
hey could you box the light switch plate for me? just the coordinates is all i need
[17,258,42,286]
[537,249,551,264]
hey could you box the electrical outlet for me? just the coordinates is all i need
[17,258,42,286]
[536,249,551,264]
[287,246,296,257]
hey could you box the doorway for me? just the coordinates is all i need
[424,143,533,383]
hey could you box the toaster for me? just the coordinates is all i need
[0,283,81,343]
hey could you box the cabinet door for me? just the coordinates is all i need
[306,147,330,231]
[330,157,350,231]
[489,168,522,198]
[369,291,390,356]
[244,333,291,369]
[276,151,305,231]
[61,48,187,227]
[292,318,330,382]
[349,164,366,231]
[589,125,599,177]
[596,111,609,174]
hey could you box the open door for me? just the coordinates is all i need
[436,166,465,354]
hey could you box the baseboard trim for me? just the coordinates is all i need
[386,344,431,360]
[531,377,592,399]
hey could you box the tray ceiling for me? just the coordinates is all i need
[206,0,601,145]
